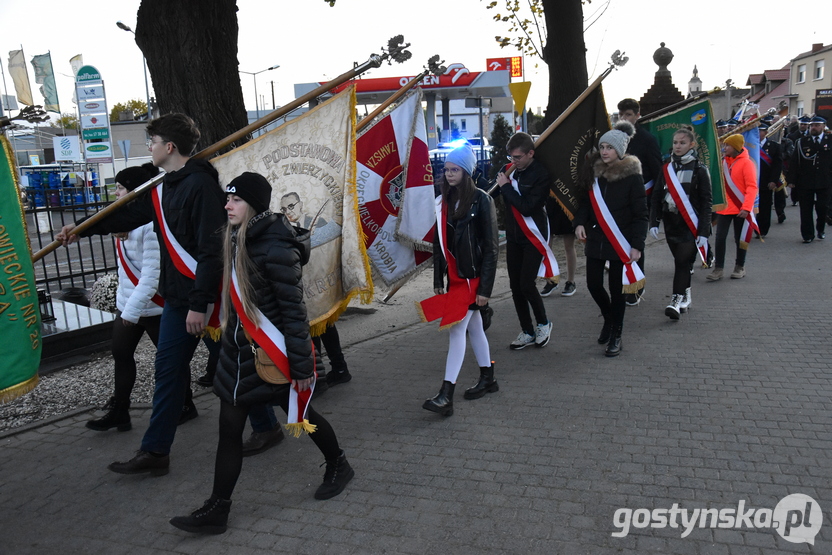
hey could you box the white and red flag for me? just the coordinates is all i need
[356,89,435,286]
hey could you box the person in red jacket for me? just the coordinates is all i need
[707,133,758,281]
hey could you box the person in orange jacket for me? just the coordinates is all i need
[707,133,758,281]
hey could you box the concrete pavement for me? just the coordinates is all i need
[1,202,830,554]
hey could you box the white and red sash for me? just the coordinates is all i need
[116,239,164,307]
[589,179,645,293]
[507,164,559,279]
[230,264,316,436]
[722,160,759,249]
[150,184,221,338]
[663,163,708,264]
[644,179,654,196]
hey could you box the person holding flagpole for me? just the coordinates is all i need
[574,121,647,357]
[648,126,712,319]
[418,146,499,417]
[707,133,758,280]
[170,172,353,534]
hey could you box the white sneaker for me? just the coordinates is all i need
[510,331,535,350]
[680,287,691,312]
[665,294,681,320]
[534,321,553,347]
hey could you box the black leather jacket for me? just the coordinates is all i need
[433,189,499,298]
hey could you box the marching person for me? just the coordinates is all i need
[756,122,785,236]
[788,116,832,243]
[573,122,647,357]
[495,132,556,350]
[707,133,758,280]
[648,126,712,319]
[540,197,578,298]
[58,113,225,475]
[418,146,499,417]
[170,172,353,534]
[86,163,164,432]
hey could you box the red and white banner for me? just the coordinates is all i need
[663,163,707,263]
[356,89,435,285]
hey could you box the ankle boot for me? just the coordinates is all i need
[680,287,692,312]
[597,314,613,344]
[605,325,622,357]
[314,450,355,500]
[464,363,499,400]
[422,381,455,416]
[86,396,131,431]
[170,494,232,534]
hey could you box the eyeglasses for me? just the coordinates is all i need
[146,138,168,149]
[443,167,462,175]
[506,152,529,161]
[280,202,299,213]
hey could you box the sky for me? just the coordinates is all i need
[1,0,829,125]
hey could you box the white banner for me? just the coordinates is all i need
[53,136,82,162]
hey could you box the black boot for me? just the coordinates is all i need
[597,314,613,344]
[170,494,232,534]
[464,364,499,400]
[422,381,455,416]
[605,325,622,357]
[314,450,355,500]
[86,397,131,432]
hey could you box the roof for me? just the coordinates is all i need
[755,80,790,112]
[792,44,832,62]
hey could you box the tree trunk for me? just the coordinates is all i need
[135,0,249,153]
[541,0,588,127]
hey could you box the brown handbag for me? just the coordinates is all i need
[251,344,291,384]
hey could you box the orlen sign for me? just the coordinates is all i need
[486,57,523,78]
[327,64,482,94]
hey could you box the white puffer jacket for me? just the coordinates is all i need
[116,223,163,323]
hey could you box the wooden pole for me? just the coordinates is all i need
[32,54,389,263]
[356,71,428,133]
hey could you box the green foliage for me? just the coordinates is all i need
[109,99,148,122]
[483,0,547,59]
[489,114,514,230]
[527,110,546,134]
[55,112,78,130]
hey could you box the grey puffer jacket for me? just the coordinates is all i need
[213,213,314,407]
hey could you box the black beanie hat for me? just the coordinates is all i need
[225,172,272,214]
[115,162,160,191]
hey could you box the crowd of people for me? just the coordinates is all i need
[53,99,830,534]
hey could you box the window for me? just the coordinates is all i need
[460,119,467,131]
[815,60,825,80]
[797,101,804,117]
[797,64,806,83]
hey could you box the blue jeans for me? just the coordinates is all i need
[140,304,220,454]
[248,403,278,433]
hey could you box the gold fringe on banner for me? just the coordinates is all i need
[0,375,39,405]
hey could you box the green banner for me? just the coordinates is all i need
[643,98,726,210]
[0,136,41,403]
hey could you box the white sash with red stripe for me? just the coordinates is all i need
[150,184,221,336]
[589,179,645,293]
[644,179,654,196]
[663,163,708,264]
[230,264,316,435]
[508,171,559,279]
[722,160,759,249]
[116,238,164,307]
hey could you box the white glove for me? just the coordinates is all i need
[649,227,660,240]
[696,236,708,250]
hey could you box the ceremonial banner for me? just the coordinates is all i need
[533,85,610,220]
[356,89,434,286]
[212,86,371,334]
[7,49,33,107]
[0,136,41,403]
[643,98,726,211]
[31,53,59,113]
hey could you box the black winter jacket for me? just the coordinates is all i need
[82,158,225,313]
[433,189,499,298]
[788,134,832,190]
[649,156,712,243]
[497,159,550,244]
[213,213,314,407]
[574,155,648,260]
[626,125,663,187]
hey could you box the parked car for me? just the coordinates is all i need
[429,137,491,160]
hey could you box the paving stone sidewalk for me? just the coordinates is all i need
[1,204,830,554]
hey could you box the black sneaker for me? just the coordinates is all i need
[315,450,354,500]
[170,495,232,535]
[624,293,641,307]
[540,280,558,297]
[326,370,352,386]
[178,400,198,426]
[560,281,576,297]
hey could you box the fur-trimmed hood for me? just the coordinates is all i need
[592,154,642,182]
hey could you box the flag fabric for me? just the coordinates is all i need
[211,85,371,335]
[7,50,33,106]
[69,55,83,104]
[0,136,41,404]
[642,98,727,211]
[31,53,59,113]
[532,85,610,221]
[355,89,434,286]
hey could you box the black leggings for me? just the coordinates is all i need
[213,392,341,500]
[112,314,161,403]
[714,214,747,269]
[585,257,625,327]
[667,241,697,294]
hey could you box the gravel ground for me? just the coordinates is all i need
[0,337,213,433]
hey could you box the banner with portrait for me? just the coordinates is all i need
[212,86,371,334]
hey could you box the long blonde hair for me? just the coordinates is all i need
[221,204,261,329]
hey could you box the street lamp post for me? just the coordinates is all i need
[239,65,280,122]
[116,21,153,120]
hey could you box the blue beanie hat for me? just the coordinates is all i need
[445,145,476,176]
